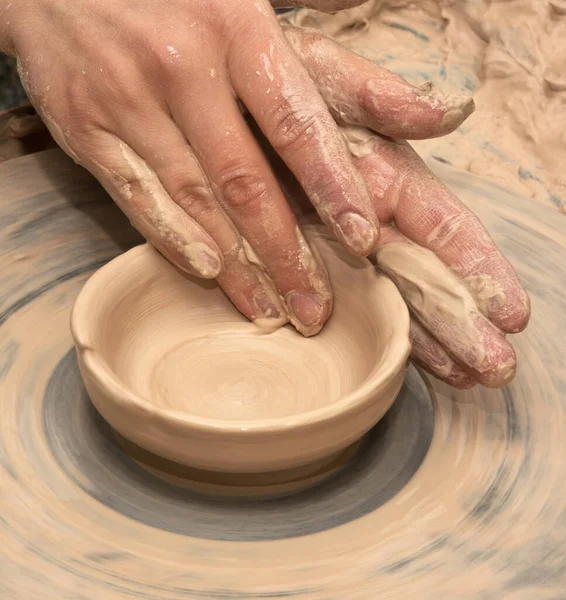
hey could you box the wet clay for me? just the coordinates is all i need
[376,243,515,384]
[114,431,366,499]
[0,148,565,598]
[71,223,410,473]
[282,0,566,212]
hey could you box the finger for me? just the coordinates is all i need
[283,26,474,140]
[113,113,290,326]
[72,131,222,279]
[168,68,332,336]
[228,1,379,256]
[375,225,517,388]
[348,127,530,334]
[410,320,476,390]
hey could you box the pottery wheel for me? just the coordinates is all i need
[1,148,565,598]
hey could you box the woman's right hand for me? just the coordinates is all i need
[0,0,378,336]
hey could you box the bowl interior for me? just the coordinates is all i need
[75,234,407,425]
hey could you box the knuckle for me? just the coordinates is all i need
[65,71,119,135]
[268,95,327,153]
[147,32,201,86]
[100,74,147,115]
[173,182,214,218]
[223,9,265,51]
[154,47,188,83]
[218,166,269,210]
[427,212,472,251]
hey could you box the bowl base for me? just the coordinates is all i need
[114,432,366,500]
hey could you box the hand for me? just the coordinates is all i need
[2,0,528,389]
[1,0,389,338]
[280,26,531,388]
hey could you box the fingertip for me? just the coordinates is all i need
[440,94,475,133]
[511,291,531,333]
[497,287,531,334]
[470,270,532,334]
[334,211,380,256]
[183,242,223,279]
[477,362,516,389]
[411,82,475,138]
[474,337,517,389]
[285,290,332,336]
[360,79,475,140]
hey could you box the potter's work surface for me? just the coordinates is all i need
[1,149,565,598]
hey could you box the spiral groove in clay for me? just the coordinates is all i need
[2,149,566,598]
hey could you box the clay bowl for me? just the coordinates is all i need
[71,224,411,483]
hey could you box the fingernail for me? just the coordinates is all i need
[184,243,222,279]
[335,212,378,255]
[286,291,325,337]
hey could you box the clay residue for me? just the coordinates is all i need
[340,125,378,158]
[375,242,484,362]
[375,242,516,386]
[281,0,566,213]
[252,315,289,333]
[464,273,507,316]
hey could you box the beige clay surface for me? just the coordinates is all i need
[71,224,410,473]
[0,149,564,598]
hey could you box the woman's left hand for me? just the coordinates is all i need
[279,25,530,389]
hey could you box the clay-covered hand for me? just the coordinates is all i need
[282,26,531,389]
[0,0,391,337]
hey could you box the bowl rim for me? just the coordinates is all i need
[71,242,411,435]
